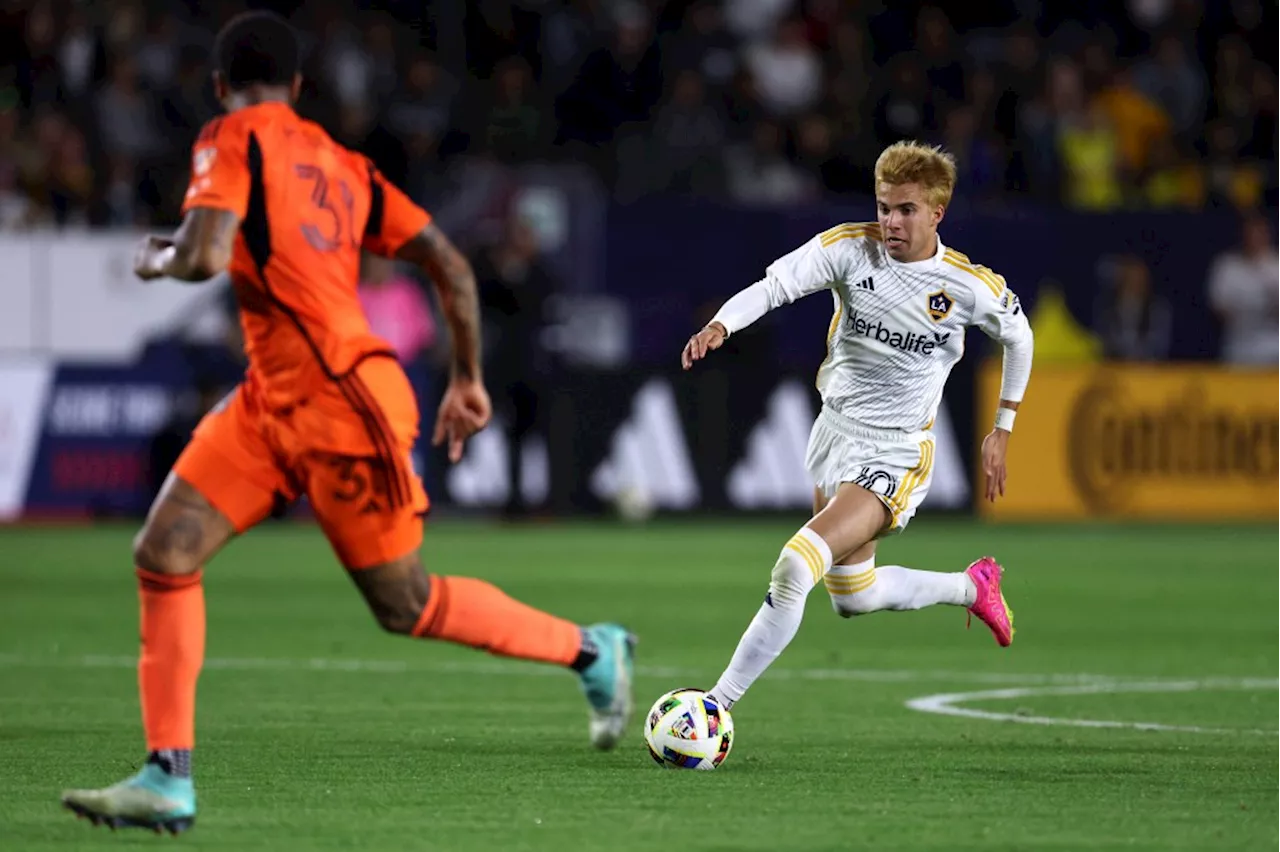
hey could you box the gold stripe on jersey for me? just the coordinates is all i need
[820,222,882,248]
[889,439,935,527]
[820,221,879,240]
[815,299,843,389]
[942,252,1005,298]
[944,250,1003,289]
[944,249,1005,296]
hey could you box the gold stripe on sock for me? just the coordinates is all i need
[791,534,826,583]
[786,535,825,583]
[824,570,877,595]
[785,541,822,583]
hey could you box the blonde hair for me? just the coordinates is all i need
[874,141,957,209]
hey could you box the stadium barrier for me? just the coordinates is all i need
[460,368,972,516]
[976,360,1279,521]
[0,356,974,520]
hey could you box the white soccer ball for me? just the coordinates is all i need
[613,484,655,523]
[643,688,735,770]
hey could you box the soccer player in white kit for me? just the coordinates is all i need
[681,141,1033,711]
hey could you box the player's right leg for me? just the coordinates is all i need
[817,433,1013,645]
[708,482,889,710]
[61,389,285,834]
[300,352,635,749]
[341,548,635,749]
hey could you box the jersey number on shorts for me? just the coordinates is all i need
[294,164,357,253]
[327,454,390,515]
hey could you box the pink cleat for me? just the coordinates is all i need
[965,557,1014,647]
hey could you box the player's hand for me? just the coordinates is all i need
[433,376,492,463]
[133,235,176,281]
[681,322,728,370]
[981,429,1010,503]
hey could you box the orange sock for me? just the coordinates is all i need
[412,575,582,666]
[137,567,205,751]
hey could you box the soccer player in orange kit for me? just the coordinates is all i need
[61,11,634,835]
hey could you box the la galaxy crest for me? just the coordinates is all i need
[926,289,953,322]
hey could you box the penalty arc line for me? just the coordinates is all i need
[904,679,1280,736]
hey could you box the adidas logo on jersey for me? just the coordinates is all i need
[846,310,950,355]
[853,276,875,292]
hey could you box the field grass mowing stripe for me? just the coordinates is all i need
[0,652,1274,689]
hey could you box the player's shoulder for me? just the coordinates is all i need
[292,115,374,174]
[937,243,1008,303]
[813,221,883,267]
[815,221,882,249]
[193,106,285,152]
[194,113,236,148]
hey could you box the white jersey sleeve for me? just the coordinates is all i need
[711,234,849,336]
[971,279,1034,403]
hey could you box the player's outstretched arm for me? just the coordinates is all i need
[396,223,491,462]
[682,231,846,370]
[134,208,241,283]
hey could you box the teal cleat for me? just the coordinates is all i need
[61,762,196,835]
[578,623,636,750]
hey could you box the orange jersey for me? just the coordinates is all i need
[182,102,431,410]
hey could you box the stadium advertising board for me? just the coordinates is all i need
[451,372,971,515]
[2,359,971,519]
[976,361,1279,520]
[0,359,56,520]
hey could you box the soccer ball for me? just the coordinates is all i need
[613,484,655,523]
[643,688,734,770]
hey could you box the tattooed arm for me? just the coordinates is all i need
[394,223,491,462]
[134,208,241,283]
[395,223,482,381]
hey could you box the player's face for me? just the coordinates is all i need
[876,182,944,263]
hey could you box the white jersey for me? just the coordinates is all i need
[752,222,1033,431]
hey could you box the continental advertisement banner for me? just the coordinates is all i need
[977,361,1279,520]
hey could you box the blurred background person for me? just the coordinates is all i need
[1206,211,1279,366]
[358,252,438,370]
[473,212,558,519]
[1094,254,1173,362]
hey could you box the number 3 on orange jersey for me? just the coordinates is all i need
[294,164,357,252]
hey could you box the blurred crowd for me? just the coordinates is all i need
[1,0,1276,229]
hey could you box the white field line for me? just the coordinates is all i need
[0,651,1272,690]
[904,679,1280,735]
[4,652,1275,735]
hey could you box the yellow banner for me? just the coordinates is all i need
[977,362,1279,520]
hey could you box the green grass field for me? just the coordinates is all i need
[1,519,1276,851]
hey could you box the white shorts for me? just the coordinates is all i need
[804,406,936,535]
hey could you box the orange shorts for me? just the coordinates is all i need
[173,356,429,569]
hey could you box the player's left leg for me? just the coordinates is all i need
[308,450,635,750]
[821,440,1014,646]
[62,387,288,834]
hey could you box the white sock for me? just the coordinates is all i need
[709,527,831,709]
[825,557,976,617]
